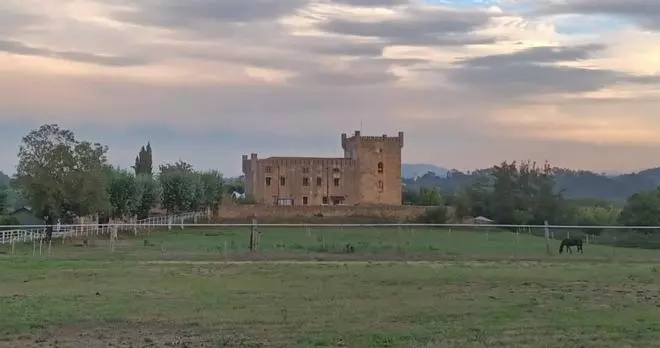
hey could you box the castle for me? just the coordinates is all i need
[242,131,403,206]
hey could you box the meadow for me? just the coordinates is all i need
[2,226,660,347]
[2,225,658,262]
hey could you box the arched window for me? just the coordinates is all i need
[377,162,384,173]
[377,180,384,192]
[280,176,286,186]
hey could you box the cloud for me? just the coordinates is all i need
[112,0,309,29]
[0,8,41,35]
[329,0,410,6]
[0,40,148,67]
[2,0,660,174]
[447,43,660,99]
[317,5,501,46]
[538,0,660,31]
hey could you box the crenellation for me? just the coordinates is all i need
[242,131,402,206]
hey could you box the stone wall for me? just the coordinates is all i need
[216,203,427,223]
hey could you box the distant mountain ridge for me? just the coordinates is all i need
[401,163,449,178]
[402,164,660,204]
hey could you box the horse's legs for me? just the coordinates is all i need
[567,246,572,254]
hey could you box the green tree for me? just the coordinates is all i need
[490,161,518,224]
[134,174,161,220]
[619,189,660,228]
[15,124,110,237]
[199,170,224,214]
[106,167,137,219]
[0,184,8,216]
[133,142,153,176]
[159,161,198,214]
[419,188,443,206]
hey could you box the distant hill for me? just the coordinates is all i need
[402,163,449,179]
[404,166,660,204]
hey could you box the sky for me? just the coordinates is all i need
[2,0,660,176]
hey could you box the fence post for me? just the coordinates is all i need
[249,218,258,252]
[168,216,172,231]
[544,221,551,255]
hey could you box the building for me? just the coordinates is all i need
[242,131,403,206]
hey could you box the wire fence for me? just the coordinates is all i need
[2,220,660,261]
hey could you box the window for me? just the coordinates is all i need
[280,176,286,186]
[322,196,329,204]
[303,196,309,205]
[303,177,310,186]
[378,180,384,192]
[265,177,272,186]
[334,178,340,187]
[333,167,340,173]
[378,162,384,173]
[302,167,310,174]
[265,166,272,173]
[316,177,322,186]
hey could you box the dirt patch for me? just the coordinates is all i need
[0,322,250,348]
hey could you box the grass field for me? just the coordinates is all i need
[2,227,660,347]
[2,226,659,262]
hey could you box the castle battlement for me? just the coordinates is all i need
[243,131,403,206]
[341,131,404,149]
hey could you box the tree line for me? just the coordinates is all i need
[0,124,225,238]
[404,160,651,229]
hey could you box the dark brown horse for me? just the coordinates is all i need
[559,238,583,254]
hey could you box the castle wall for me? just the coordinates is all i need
[244,157,358,205]
[217,203,426,222]
[243,131,403,206]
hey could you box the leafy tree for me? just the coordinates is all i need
[224,178,244,194]
[133,142,153,176]
[134,174,161,220]
[15,124,110,237]
[619,188,660,228]
[199,170,223,213]
[159,161,198,214]
[402,187,443,206]
[0,184,8,216]
[106,167,137,219]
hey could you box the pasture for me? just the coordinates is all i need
[2,225,659,262]
[2,226,660,347]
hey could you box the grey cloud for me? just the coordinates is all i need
[0,40,148,67]
[328,0,410,6]
[318,6,499,46]
[291,70,398,85]
[539,0,660,30]
[450,64,621,96]
[449,44,658,98]
[0,8,42,35]
[458,44,606,67]
[305,40,386,57]
[113,0,309,28]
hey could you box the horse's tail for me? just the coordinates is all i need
[559,243,564,254]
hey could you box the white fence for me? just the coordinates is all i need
[0,211,208,245]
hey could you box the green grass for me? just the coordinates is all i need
[2,260,660,347]
[2,227,660,347]
[2,226,658,262]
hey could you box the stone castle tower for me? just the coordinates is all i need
[243,131,403,206]
[342,131,403,205]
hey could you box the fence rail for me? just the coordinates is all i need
[0,211,207,245]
